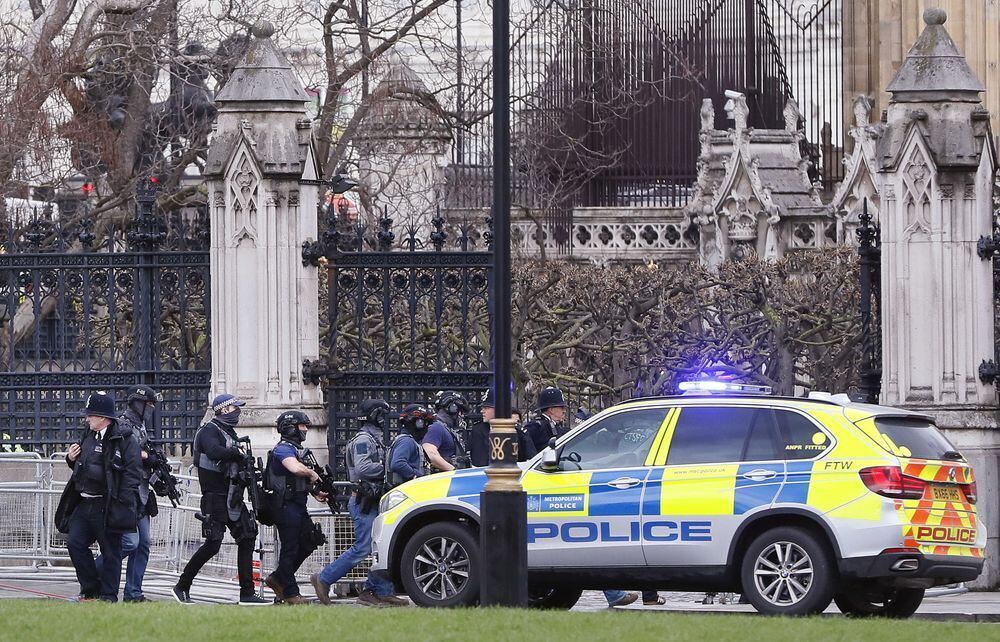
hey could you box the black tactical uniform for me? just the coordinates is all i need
[523,386,570,455]
[173,394,268,605]
[263,410,325,604]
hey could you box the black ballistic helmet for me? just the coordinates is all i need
[399,404,434,440]
[83,391,117,419]
[434,390,469,415]
[536,386,567,411]
[125,385,160,405]
[359,398,391,427]
[276,410,311,442]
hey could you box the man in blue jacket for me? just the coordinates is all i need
[387,404,434,487]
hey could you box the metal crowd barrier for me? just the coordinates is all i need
[0,454,368,602]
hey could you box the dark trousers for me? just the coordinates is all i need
[272,503,317,598]
[67,498,124,601]
[177,494,256,597]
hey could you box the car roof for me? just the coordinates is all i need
[604,394,935,422]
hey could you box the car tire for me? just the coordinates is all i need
[834,587,925,619]
[528,586,583,610]
[400,521,480,608]
[740,526,835,616]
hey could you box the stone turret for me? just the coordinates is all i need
[203,21,324,453]
[876,8,998,587]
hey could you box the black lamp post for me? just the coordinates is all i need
[479,0,528,607]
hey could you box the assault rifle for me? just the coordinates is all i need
[301,448,345,514]
[146,439,181,507]
[229,436,264,519]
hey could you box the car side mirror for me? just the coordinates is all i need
[541,437,560,471]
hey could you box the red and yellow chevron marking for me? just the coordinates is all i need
[901,461,972,484]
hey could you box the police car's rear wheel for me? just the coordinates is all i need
[528,587,583,610]
[401,522,479,608]
[741,526,834,616]
[834,587,925,618]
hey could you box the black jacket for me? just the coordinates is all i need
[193,419,244,494]
[57,421,143,533]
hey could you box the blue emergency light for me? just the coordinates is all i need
[678,380,773,395]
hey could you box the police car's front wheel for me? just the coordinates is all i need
[401,522,480,608]
[740,526,835,616]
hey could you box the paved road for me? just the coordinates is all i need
[1,575,998,622]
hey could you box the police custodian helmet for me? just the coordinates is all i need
[82,391,117,419]
[536,386,567,411]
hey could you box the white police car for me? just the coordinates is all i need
[371,384,984,616]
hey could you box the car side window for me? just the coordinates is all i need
[666,407,782,465]
[775,410,829,459]
[558,408,669,471]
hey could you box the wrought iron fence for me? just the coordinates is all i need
[856,198,881,403]
[308,207,493,477]
[450,0,844,246]
[0,183,211,452]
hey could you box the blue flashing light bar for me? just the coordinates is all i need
[678,381,773,395]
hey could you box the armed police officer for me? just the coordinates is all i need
[387,404,434,486]
[60,391,143,602]
[263,410,328,605]
[173,394,269,605]
[523,386,570,457]
[111,385,159,603]
[422,390,471,472]
[311,399,407,608]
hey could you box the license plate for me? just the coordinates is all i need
[930,485,962,501]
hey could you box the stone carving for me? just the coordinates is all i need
[783,99,801,132]
[700,99,715,132]
[723,90,749,135]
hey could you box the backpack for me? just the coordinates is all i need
[255,450,283,526]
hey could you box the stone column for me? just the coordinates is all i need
[203,21,325,456]
[877,9,999,588]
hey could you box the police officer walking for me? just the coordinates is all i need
[113,385,159,603]
[387,404,434,486]
[263,411,328,605]
[311,399,407,607]
[61,391,143,602]
[523,386,570,456]
[172,394,269,605]
[422,390,471,472]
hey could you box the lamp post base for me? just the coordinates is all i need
[479,417,528,606]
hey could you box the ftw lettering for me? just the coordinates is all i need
[528,520,712,543]
[915,526,976,544]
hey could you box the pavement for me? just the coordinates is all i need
[1,574,999,622]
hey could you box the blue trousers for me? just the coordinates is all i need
[317,496,393,596]
[273,503,317,598]
[67,498,124,602]
[95,514,150,599]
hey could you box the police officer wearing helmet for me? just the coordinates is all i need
[311,399,408,607]
[524,386,570,455]
[60,391,142,602]
[94,385,159,602]
[263,410,328,605]
[173,394,268,605]
[387,404,434,486]
[422,390,471,472]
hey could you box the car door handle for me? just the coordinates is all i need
[607,477,643,490]
[742,469,778,482]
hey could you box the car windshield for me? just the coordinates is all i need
[870,417,956,460]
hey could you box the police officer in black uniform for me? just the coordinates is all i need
[62,391,143,602]
[172,394,269,605]
[263,410,328,605]
[523,386,570,456]
[115,385,158,602]
[422,390,471,472]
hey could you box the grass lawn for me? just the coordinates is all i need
[0,601,995,642]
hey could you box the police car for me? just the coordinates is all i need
[370,383,984,616]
